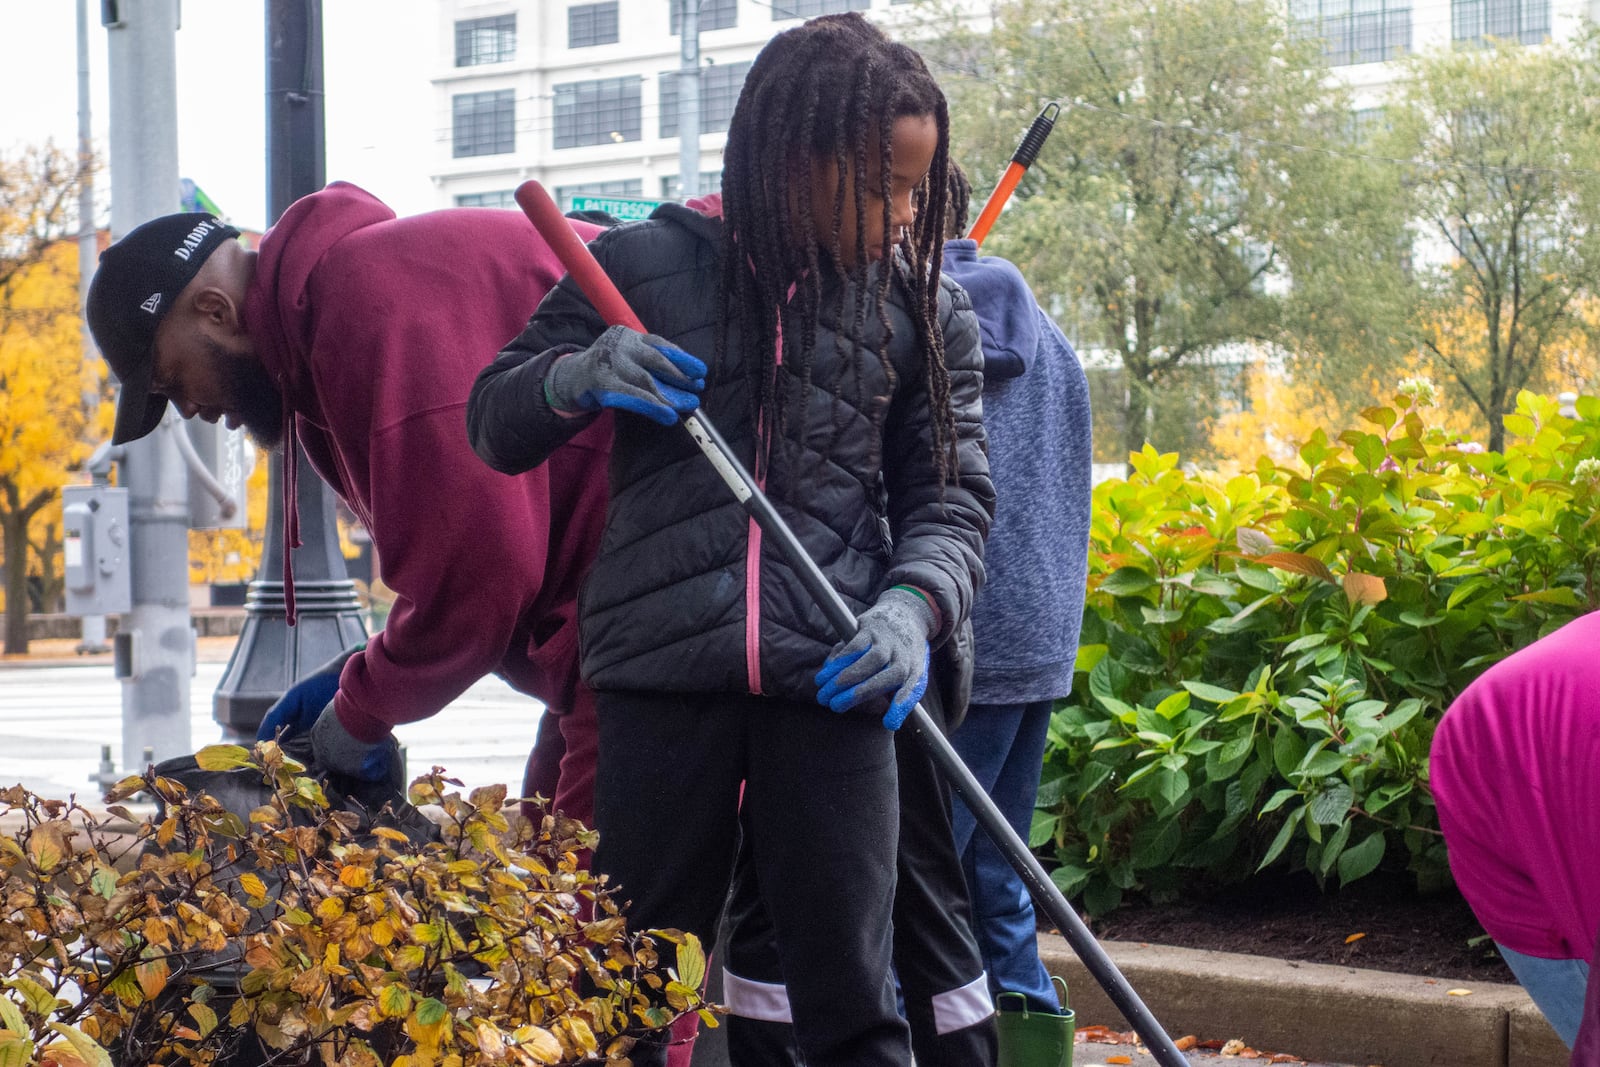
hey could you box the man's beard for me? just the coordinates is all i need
[211,339,285,451]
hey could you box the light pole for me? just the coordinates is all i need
[212,0,366,739]
[76,0,109,656]
[677,0,701,198]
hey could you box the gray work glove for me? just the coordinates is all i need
[309,702,401,786]
[544,325,706,426]
[814,587,936,730]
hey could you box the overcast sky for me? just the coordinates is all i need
[1,0,439,232]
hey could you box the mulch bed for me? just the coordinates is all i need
[1075,870,1514,984]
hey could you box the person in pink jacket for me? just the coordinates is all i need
[1431,610,1600,1058]
[84,183,610,823]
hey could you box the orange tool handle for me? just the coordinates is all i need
[965,102,1060,246]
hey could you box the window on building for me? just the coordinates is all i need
[1452,0,1549,45]
[455,14,516,66]
[671,0,738,33]
[454,190,518,209]
[770,0,868,20]
[1349,107,1389,142]
[659,61,751,138]
[553,77,642,148]
[661,171,723,199]
[1289,0,1411,65]
[452,90,515,158]
[555,179,645,209]
[569,1,620,47]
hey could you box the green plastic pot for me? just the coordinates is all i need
[995,976,1075,1067]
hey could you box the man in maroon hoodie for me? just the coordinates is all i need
[83,183,609,821]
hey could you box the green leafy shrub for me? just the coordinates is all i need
[0,742,708,1066]
[1040,389,1600,914]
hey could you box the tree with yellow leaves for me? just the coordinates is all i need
[1209,355,1492,474]
[188,454,269,587]
[1382,34,1600,451]
[0,144,103,654]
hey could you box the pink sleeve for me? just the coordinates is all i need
[1430,613,1600,962]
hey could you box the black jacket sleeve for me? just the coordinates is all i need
[467,261,615,475]
[881,279,994,647]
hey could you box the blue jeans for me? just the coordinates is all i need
[1497,943,1590,1049]
[950,699,1059,1013]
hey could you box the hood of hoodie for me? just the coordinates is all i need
[246,182,395,415]
[940,238,1038,382]
[652,198,725,246]
[242,182,396,624]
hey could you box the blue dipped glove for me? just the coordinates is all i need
[256,644,362,743]
[256,644,396,784]
[544,325,706,426]
[815,587,936,730]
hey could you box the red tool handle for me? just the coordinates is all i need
[515,181,647,333]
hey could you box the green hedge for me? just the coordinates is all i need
[1039,389,1600,914]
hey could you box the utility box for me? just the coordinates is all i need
[186,421,252,530]
[63,484,132,616]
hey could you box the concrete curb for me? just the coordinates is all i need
[1038,935,1567,1067]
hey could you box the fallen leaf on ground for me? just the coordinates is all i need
[1078,1025,1136,1044]
[1446,988,1473,996]
[1344,932,1366,944]
[1106,1057,1132,1065]
[1175,1035,1198,1051]
[1222,1038,1248,1055]
[1269,1055,1306,1063]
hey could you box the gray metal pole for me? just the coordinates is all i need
[677,0,700,198]
[104,0,193,769]
[76,0,109,656]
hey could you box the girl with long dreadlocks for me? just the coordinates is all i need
[468,14,992,1065]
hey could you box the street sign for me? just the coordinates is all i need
[567,195,666,221]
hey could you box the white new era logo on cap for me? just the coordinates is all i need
[140,293,162,314]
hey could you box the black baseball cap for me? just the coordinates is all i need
[86,212,242,444]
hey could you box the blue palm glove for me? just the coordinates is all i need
[815,587,936,730]
[256,644,363,743]
[544,325,706,426]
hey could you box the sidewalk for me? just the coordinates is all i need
[0,634,241,668]
[1042,937,1566,1067]
[0,634,542,802]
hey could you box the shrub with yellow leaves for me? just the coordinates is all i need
[0,743,709,1066]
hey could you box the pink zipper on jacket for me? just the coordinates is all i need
[686,193,781,697]
[745,412,768,695]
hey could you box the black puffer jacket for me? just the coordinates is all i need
[468,204,993,705]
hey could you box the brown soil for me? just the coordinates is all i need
[1075,870,1515,984]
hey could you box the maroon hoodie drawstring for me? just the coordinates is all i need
[281,389,301,627]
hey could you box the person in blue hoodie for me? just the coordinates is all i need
[941,162,1094,1013]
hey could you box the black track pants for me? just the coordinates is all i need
[593,690,911,1067]
[720,685,998,1066]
